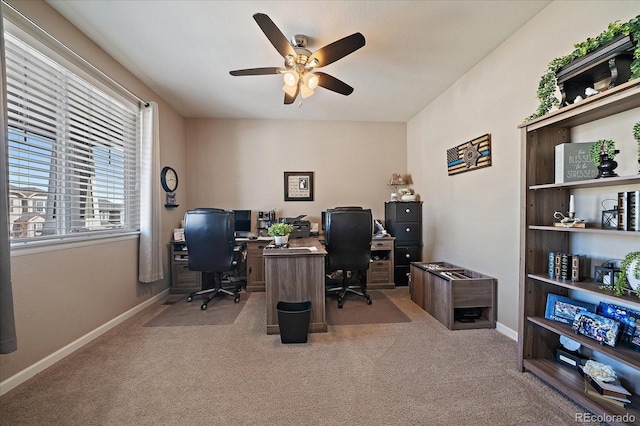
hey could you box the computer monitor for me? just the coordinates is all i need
[233,210,251,233]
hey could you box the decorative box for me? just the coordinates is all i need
[555,347,587,371]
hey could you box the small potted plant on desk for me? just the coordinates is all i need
[268,223,294,246]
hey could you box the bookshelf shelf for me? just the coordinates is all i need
[518,79,640,421]
[528,274,640,306]
[523,358,639,425]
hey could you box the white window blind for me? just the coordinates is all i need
[5,32,140,244]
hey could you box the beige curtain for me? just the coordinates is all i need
[138,102,163,282]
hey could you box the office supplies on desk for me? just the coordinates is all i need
[280,215,310,238]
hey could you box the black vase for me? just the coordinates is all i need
[597,152,618,178]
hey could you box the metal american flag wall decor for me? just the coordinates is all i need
[446,134,492,176]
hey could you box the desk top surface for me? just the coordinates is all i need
[262,237,327,257]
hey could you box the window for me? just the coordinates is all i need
[4,31,140,245]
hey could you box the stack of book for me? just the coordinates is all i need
[584,376,632,407]
[548,252,589,281]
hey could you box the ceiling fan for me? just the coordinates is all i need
[229,13,366,104]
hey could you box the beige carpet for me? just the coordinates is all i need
[326,291,411,325]
[144,294,247,327]
[0,288,600,425]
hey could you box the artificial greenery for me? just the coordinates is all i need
[614,251,640,299]
[633,121,640,161]
[588,139,617,166]
[526,16,640,122]
[267,222,294,237]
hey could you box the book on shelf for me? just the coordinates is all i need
[560,253,572,280]
[584,381,630,408]
[547,252,588,281]
[618,191,628,231]
[589,376,632,400]
[571,255,589,282]
[554,253,562,278]
[628,190,639,231]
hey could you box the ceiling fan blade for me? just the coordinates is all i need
[229,67,283,76]
[315,72,354,96]
[253,13,296,58]
[284,85,299,104]
[309,33,365,68]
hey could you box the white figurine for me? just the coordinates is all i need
[585,87,599,97]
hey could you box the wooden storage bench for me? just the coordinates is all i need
[410,262,496,330]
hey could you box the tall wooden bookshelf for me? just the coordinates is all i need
[518,79,640,425]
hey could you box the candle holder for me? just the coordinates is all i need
[594,261,621,285]
[601,207,618,229]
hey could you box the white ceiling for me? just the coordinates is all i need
[46,0,551,123]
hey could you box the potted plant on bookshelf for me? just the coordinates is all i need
[588,139,619,178]
[268,222,294,245]
[525,16,640,122]
[615,251,640,299]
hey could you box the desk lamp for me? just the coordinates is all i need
[388,173,405,201]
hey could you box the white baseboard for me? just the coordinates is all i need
[0,289,169,396]
[496,321,518,341]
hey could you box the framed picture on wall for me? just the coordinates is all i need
[284,171,314,201]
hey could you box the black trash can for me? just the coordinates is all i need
[276,301,312,344]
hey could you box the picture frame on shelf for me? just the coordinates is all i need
[544,294,596,325]
[572,311,621,347]
[597,302,640,347]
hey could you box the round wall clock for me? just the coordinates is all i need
[160,166,178,192]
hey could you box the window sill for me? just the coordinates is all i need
[10,232,140,257]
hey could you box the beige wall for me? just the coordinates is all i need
[2,0,187,382]
[185,118,407,224]
[407,1,640,333]
[3,0,639,389]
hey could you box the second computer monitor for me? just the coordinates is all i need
[233,210,251,233]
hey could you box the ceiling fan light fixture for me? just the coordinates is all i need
[282,84,298,97]
[303,72,319,90]
[283,70,299,87]
[300,84,314,99]
[305,58,319,69]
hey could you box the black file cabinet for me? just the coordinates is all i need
[385,201,422,285]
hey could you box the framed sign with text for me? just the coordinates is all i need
[284,171,314,201]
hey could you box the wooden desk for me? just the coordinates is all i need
[263,237,327,334]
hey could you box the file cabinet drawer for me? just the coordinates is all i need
[369,260,391,284]
[385,202,421,222]
[394,246,421,266]
[392,222,421,243]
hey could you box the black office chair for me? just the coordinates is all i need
[325,207,373,308]
[184,208,245,310]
